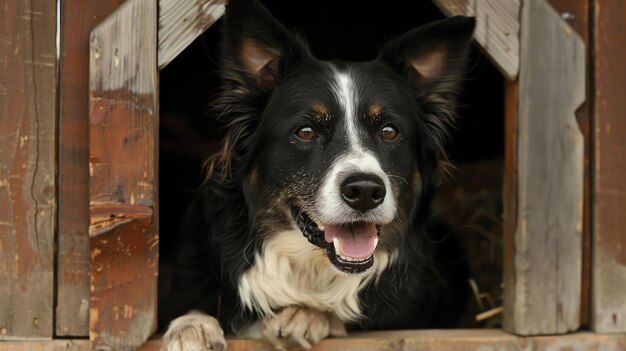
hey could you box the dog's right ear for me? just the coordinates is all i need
[222,0,311,92]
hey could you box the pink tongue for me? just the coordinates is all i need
[324,223,378,259]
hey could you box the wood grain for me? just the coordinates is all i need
[502,80,518,337]
[503,0,585,335]
[432,0,520,80]
[591,0,626,333]
[546,0,592,329]
[158,0,226,70]
[57,0,125,337]
[4,331,626,351]
[88,0,159,348]
[0,0,57,339]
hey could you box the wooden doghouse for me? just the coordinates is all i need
[1,0,626,350]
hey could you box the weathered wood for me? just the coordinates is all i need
[591,0,626,334]
[2,331,626,351]
[0,329,626,351]
[146,331,626,351]
[0,0,56,339]
[502,80,518,336]
[89,0,159,348]
[503,0,585,335]
[57,0,125,337]
[546,0,592,328]
[158,0,226,70]
[432,0,519,80]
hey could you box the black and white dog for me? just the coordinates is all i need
[163,0,475,349]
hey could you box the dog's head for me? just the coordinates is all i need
[210,0,475,274]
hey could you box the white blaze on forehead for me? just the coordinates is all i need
[334,71,363,153]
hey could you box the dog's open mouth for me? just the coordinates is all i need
[291,208,381,274]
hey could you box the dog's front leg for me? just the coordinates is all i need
[162,311,226,351]
[261,306,346,350]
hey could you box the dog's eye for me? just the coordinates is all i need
[296,126,318,141]
[379,125,398,141]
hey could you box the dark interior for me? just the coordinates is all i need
[159,0,504,329]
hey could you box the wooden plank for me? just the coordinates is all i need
[547,0,592,329]
[89,0,159,348]
[57,0,125,337]
[0,0,57,339]
[591,0,626,334]
[432,0,519,80]
[503,0,585,335]
[158,0,226,70]
[502,80,518,337]
[146,331,626,351]
[2,331,626,351]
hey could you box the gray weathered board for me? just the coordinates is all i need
[503,0,585,335]
[0,0,57,340]
[591,0,626,334]
[432,0,520,80]
[158,0,226,69]
[89,0,159,348]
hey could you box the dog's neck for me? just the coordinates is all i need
[237,228,395,322]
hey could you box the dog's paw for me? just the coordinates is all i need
[262,306,333,350]
[162,311,226,351]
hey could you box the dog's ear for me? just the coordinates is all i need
[222,0,311,92]
[380,17,475,178]
[379,16,475,97]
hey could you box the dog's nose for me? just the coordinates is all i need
[340,175,386,212]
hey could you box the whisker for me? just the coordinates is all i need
[388,174,409,185]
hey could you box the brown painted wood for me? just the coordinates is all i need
[57,0,125,337]
[0,0,57,339]
[503,0,585,335]
[432,0,520,80]
[2,331,626,351]
[88,0,159,348]
[547,0,593,329]
[591,0,626,334]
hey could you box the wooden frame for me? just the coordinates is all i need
[3,0,625,349]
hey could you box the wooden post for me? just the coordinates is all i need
[57,0,125,337]
[591,0,626,334]
[546,0,593,329]
[0,0,57,339]
[503,0,585,335]
[88,0,159,348]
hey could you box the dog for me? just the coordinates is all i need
[161,0,475,349]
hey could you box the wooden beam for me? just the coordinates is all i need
[591,0,626,333]
[503,0,585,335]
[0,0,57,339]
[3,331,626,351]
[89,0,159,348]
[158,0,226,70]
[432,0,520,80]
[57,0,125,337]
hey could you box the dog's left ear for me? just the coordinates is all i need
[222,0,311,92]
[379,16,476,97]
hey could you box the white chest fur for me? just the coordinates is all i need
[238,229,392,322]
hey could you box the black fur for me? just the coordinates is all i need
[163,0,475,336]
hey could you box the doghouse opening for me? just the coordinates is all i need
[158,0,504,331]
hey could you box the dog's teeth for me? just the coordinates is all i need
[333,238,342,256]
[373,238,379,252]
[318,225,325,231]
